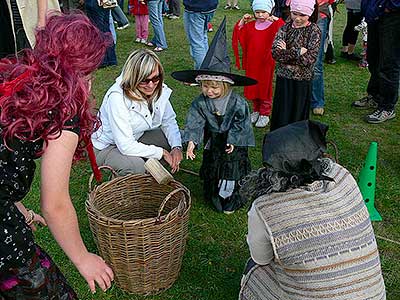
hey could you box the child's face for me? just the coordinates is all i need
[290,11,310,27]
[254,10,270,22]
[201,82,223,99]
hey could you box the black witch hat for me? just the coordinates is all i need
[171,17,257,86]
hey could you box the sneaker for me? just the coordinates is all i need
[117,23,130,30]
[365,109,396,124]
[140,39,147,44]
[232,4,240,9]
[325,58,336,65]
[250,111,260,124]
[168,15,179,19]
[312,107,324,116]
[255,115,269,128]
[352,95,378,109]
[135,38,141,43]
[223,210,235,215]
[224,4,231,9]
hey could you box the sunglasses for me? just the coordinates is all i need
[140,75,161,85]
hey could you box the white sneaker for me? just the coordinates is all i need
[140,39,147,44]
[255,115,269,128]
[135,38,141,43]
[250,112,259,124]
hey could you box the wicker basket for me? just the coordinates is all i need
[86,172,191,295]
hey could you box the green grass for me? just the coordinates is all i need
[25,1,400,299]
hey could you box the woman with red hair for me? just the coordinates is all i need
[0,12,114,298]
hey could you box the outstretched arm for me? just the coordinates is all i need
[40,130,114,294]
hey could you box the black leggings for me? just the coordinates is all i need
[342,10,363,46]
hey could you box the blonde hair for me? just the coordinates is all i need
[200,80,231,98]
[120,49,164,102]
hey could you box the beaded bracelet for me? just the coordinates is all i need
[25,209,35,226]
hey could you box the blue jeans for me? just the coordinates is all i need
[183,10,214,69]
[148,0,168,48]
[311,17,328,109]
[111,5,129,27]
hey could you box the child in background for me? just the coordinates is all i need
[225,0,240,9]
[354,18,368,68]
[232,0,285,128]
[130,0,149,44]
[270,0,321,131]
[172,18,256,214]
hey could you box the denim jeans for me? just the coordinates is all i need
[311,17,328,109]
[367,11,400,110]
[183,10,214,69]
[148,0,168,49]
[85,0,117,67]
[111,5,129,27]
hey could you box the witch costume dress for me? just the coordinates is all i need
[182,91,255,212]
[172,17,257,212]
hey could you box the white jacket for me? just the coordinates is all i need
[91,76,182,159]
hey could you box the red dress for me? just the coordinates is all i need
[232,19,285,115]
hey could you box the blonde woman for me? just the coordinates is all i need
[92,49,182,175]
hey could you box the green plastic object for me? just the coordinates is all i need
[357,142,382,221]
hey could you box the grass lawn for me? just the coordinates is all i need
[25,1,400,299]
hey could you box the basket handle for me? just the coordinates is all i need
[88,165,118,193]
[156,187,189,222]
[325,140,339,163]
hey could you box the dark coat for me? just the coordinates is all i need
[182,91,255,148]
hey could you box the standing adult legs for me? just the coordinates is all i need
[311,17,328,113]
[341,10,362,57]
[148,0,168,49]
[183,11,214,69]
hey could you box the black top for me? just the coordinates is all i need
[0,118,79,271]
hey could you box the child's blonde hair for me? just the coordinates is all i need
[200,80,231,98]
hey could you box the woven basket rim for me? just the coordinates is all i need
[86,174,191,225]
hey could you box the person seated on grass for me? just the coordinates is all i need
[0,12,114,298]
[239,120,386,300]
[92,49,183,176]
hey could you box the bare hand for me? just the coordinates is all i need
[277,40,286,50]
[170,147,183,173]
[186,141,196,160]
[29,211,47,232]
[226,144,234,154]
[267,15,279,22]
[163,149,173,167]
[300,47,308,55]
[75,253,114,294]
[240,13,253,26]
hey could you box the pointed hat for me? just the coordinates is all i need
[171,17,257,86]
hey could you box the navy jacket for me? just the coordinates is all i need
[361,0,400,23]
[183,0,218,13]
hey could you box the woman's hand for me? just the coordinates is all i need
[186,141,196,160]
[27,210,47,232]
[226,144,235,154]
[277,40,286,50]
[75,252,114,294]
[170,147,183,173]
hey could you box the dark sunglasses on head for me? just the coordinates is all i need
[140,75,161,85]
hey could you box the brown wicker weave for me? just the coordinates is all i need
[86,173,191,295]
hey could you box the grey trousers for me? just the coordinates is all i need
[94,129,170,176]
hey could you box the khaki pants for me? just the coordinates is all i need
[94,129,170,176]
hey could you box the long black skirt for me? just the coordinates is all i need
[270,76,312,132]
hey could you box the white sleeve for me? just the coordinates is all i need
[106,94,164,159]
[246,202,274,265]
[160,99,182,148]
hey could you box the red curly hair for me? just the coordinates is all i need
[0,12,111,160]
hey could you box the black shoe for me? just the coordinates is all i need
[351,95,378,109]
[347,53,361,61]
[325,58,336,64]
[340,51,348,58]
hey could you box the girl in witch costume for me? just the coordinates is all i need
[172,18,257,214]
